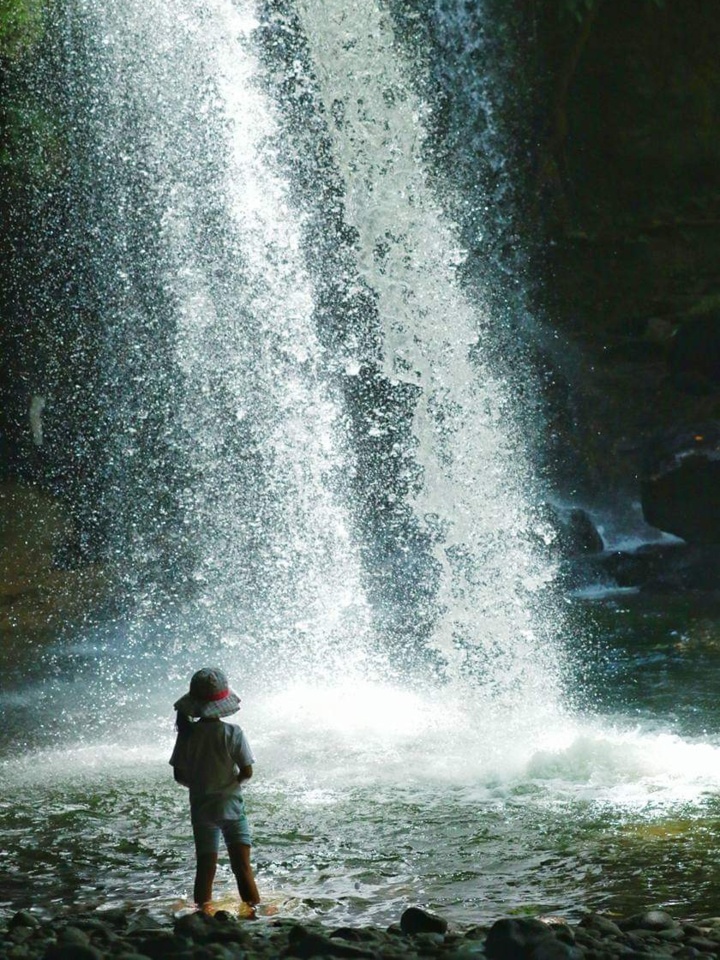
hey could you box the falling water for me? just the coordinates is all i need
[149,0,375,670]
[46,0,567,717]
[53,0,379,675]
[294,0,563,705]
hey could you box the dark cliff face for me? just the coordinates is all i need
[531,0,720,499]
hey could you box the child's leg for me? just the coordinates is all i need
[221,808,260,906]
[194,852,218,907]
[192,819,221,907]
[227,843,260,905]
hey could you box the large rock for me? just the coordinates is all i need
[599,542,720,593]
[529,503,604,592]
[668,315,720,395]
[642,455,720,543]
[0,482,113,657]
[641,424,720,543]
[533,503,604,558]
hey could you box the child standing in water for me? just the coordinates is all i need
[170,667,260,910]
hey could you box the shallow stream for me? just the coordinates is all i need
[3,593,720,927]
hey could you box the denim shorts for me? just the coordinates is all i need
[192,814,252,855]
[190,795,252,855]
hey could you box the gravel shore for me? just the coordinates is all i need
[4,904,720,960]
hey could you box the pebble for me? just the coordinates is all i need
[6,905,720,960]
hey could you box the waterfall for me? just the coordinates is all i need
[41,0,568,719]
[293,0,564,702]
[151,0,375,670]
[53,0,374,675]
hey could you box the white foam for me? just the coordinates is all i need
[4,674,720,815]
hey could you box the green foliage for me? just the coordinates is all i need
[0,0,43,61]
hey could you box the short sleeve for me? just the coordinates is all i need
[227,724,256,767]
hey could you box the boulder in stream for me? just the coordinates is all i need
[640,423,720,543]
[668,314,720,395]
[600,542,720,593]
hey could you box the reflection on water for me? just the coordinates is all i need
[3,597,720,926]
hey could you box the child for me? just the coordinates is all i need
[170,667,260,909]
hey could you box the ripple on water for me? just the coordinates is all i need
[4,631,720,925]
[3,748,720,926]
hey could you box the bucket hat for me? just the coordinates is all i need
[174,667,240,719]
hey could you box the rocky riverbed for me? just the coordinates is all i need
[5,905,720,960]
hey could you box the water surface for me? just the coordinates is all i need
[3,595,720,927]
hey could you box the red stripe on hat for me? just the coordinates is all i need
[205,688,229,702]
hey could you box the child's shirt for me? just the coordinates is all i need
[169,719,255,818]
